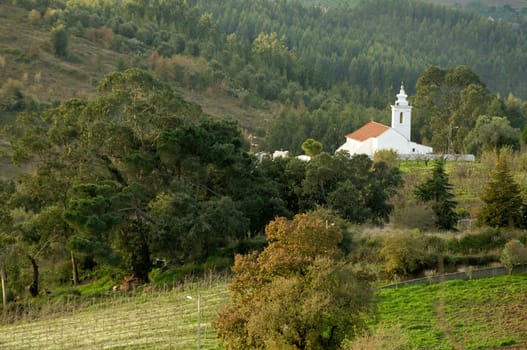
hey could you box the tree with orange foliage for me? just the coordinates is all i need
[214,210,374,349]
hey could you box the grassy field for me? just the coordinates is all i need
[2,273,527,349]
[374,273,527,350]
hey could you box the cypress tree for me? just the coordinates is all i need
[478,157,523,228]
[50,24,68,58]
[414,158,458,230]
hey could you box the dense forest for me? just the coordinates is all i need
[1,0,527,155]
[1,0,527,310]
[0,68,404,297]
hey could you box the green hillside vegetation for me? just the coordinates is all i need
[2,0,527,145]
[299,0,527,21]
[199,0,527,99]
[0,3,121,102]
[2,0,527,348]
[0,2,271,129]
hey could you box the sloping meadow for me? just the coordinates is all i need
[373,273,527,349]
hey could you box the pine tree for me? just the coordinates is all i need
[50,24,68,58]
[414,158,458,230]
[478,157,523,228]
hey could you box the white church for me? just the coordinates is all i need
[336,84,433,158]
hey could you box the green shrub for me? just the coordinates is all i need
[391,203,435,231]
[447,228,506,254]
[443,254,499,269]
[373,149,400,169]
[50,24,68,58]
[381,231,427,276]
[76,276,118,295]
[498,338,517,346]
[149,263,204,286]
[203,256,233,271]
[350,236,384,264]
[500,239,527,273]
[424,235,448,254]
[1,48,32,63]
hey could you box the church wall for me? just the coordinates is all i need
[376,129,413,153]
[336,138,361,154]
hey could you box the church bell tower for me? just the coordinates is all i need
[391,84,412,141]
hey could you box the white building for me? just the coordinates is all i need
[336,84,433,158]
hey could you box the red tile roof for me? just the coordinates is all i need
[345,121,390,141]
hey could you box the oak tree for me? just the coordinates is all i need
[215,210,373,349]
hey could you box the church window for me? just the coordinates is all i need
[399,112,404,124]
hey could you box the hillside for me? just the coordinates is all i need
[201,0,527,100]
[0,1,275,179]
[0,4,120,103]
[1,2,527,348]
[0,3,273,131]
[3,0,526,158]
[3,0,527,110]
[429,0,527,8]
[300,0,527,10]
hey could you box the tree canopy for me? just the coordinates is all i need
[1,69,291,293]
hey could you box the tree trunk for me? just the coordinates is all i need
[71,251,79,286]
[26,254,39,297]
[1,266,7,314]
